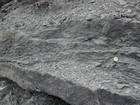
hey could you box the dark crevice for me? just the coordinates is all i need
[0,77,70,105]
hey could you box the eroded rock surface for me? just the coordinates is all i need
[0,19,140,105]
[0,0,140,105]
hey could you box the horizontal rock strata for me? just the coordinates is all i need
[0,19,140,105]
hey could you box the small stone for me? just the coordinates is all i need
[37,0,49,7]
[114,14,121,19]
[136,15,140,21]
[49,21,55,24]
[117,90,122,92]
[104,80,111,83]
[134,86,139,89]
[15,22,24,27]
[124,88,131,94]
[89,0,95,3]
[118,77,129,84]
[118,0,127,6]
[117,84,129,89]
[121,13,136,18]
[127,9,132,13]
[42,23,47,26]
[0,86,6,91]
[122,18,132,22]
[113,57,118,62]
[101,14,105,19]
[42,22,49,26]
[101,86,104,89]
[88,8,92,10]
[86,16,93,21]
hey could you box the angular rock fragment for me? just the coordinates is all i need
[117,0,128,6]
[121,13,136,18]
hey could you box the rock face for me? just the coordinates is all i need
[0,19,140,105]
[0,0,140,105]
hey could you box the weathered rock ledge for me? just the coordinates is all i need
[0,19,140,105]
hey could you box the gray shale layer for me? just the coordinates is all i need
[1,19,140,105]
[0,0,140,105]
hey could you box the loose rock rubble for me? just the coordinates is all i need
[0,0,140,33]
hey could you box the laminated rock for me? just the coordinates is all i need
[0,19,140,105]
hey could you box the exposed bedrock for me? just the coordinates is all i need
[0,19,140,105]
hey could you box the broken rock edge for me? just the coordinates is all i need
[0,62,139,105]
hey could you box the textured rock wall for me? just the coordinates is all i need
[0,19,140,105]
[0,0,140,105]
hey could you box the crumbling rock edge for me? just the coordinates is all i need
[0,63,139,105]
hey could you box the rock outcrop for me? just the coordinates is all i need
[0,19,140,105]
[0,0,140,105]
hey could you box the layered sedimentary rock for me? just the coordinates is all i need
[0,19,140,105]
